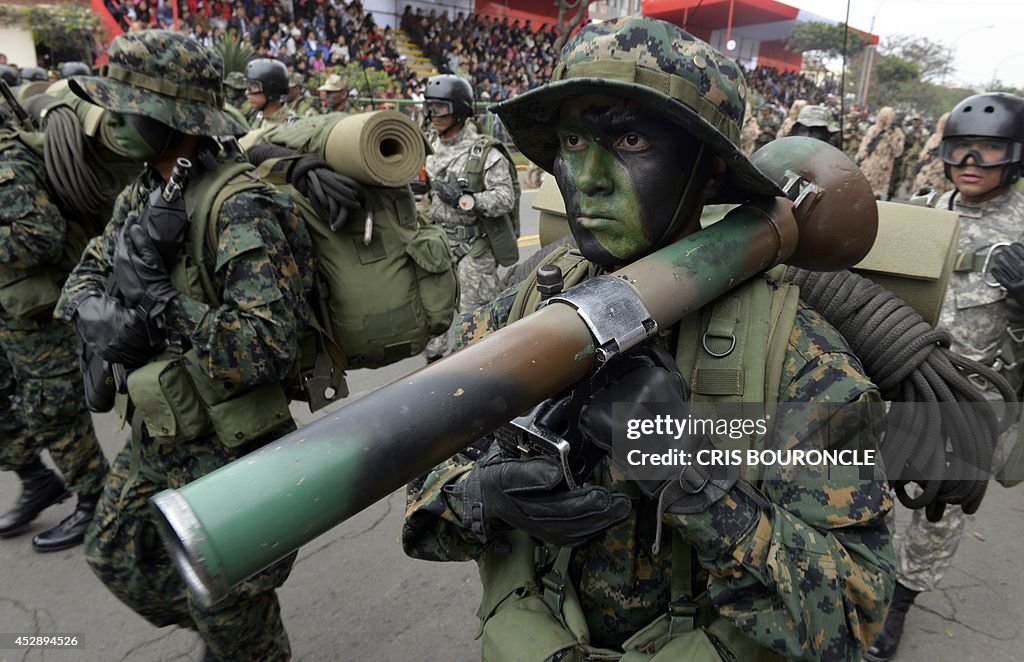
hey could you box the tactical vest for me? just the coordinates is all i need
[464,135,521,268]
[0,133,93,318]
[477,247,799,661]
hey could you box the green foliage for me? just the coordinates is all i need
[217,33,255,74]
[787,21,869,63]
[0,4,100,61]
[879,35,954,83]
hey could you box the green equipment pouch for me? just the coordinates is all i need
[0,266,63,318]
[465,135,521,268]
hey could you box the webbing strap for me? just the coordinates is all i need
[102,63,224,107]
[541,545,574,616]
[551,59,740,144]
[954,250,986,273]
[668,529,712,634]
[692,296,744,397]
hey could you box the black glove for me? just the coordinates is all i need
[448,445,631,547]
[432,171,470,209]
[112,223,180,318]
[72,292,162,367]
[290,155,364,232]
[992,243,1024,307]
[579,345,737,513]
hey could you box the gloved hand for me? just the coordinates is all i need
[289,155,364,231]
[432,171,470,209]
[448,445,631,547]
[579,345,737,513]
[992,243,1024,307]
[72,292,162,367]
[112,223,180,318]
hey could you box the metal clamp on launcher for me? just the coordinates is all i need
[497,276,658,488]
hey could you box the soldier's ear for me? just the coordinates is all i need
[702,156,727,198]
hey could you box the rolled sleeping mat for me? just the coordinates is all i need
[241,110,429,187]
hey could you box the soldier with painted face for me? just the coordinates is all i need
[0,89,136,552]
[404,17,894,661]
[867,93,1024,662]
[792,104,840,147]
[57,30,316,661]
[421,74,516,362]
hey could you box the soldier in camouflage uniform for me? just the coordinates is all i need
[866,93,1024,662]
[792,104,840,147]
[888,116,927,201]
[856,107,905,199]
[223,71,248,110]
[0,89,134,551]
[315,74,352,116]
[285,72,317,117]
[740,98,759,156]
[244,58,295,129]
[843,109,864,160]
[755,103,780,150]
[404,17,894,661]
[57,30,316,661]
[912,112,952,198]
[421,75,516,362]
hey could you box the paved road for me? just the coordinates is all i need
[3,181,1024,661]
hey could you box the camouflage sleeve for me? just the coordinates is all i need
[471,147,515,218]
[666,305,894,661]
[402,288,522,561]
[0,148,66,269]
[55,183,135,319]
[164,188,311,385]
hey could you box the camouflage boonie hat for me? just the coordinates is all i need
[318,74,349,92]
[797,105,840,133]
[288,72,304,88]
[224,71,247,90]
[493,16,782,203]
[69,30,245,137]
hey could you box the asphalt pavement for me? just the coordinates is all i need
[2,183,1024,661]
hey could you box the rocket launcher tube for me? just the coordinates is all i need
[151,138,878,607]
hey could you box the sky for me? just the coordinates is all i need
[788,0,1024,90]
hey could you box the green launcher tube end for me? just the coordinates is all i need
[149,489,231,608]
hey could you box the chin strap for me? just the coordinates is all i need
[652,142,708,249]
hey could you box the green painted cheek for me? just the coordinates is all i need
[108,121,157,162]
[568,147,649,261]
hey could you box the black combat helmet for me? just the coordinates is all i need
[940,92,1024,185]
[60,61,91,78]
[424,74,474,121]
[245,58,289,98]
[0,65,21,86]
[20,66,47,82]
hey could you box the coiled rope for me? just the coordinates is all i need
[785,267,1018,520]
[43,106,123,230]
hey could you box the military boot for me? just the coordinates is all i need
[31,491,100,552]
[0,460,70,537]
[864,582,921,662]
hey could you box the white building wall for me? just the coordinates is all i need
[366,0,474,29]
[0,26,37,69]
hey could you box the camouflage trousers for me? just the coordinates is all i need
[423,245,500,359]
[0,312,106,496]
[86,430,296,661]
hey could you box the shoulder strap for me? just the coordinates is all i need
[185,160,265,304]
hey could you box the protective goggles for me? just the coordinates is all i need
[244,81,264,95]
[425,100,454,119]
[939,136,1022,167]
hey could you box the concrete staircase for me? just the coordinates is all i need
[393,29,438,80]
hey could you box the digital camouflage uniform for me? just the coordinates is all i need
[405,17,894,660]
[57,31,316,661]
[856,107,905,199]
[422,123,515,359]
[842,114,863,161]
[912,113,952,197]
[890,188,1024,593]
[0,134,107,500]
[251,104,296,130]
[755,106,780,150]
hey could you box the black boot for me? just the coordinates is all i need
[0,460,70,537]
[864,582,921,662]
[32,491,100,552]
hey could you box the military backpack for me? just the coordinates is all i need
[183,156,459,410]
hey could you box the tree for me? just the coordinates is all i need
[867,55,920,108]
[879,35,954,83]
[786,21,870,70]
[553,0,588,52]
[0,4,101,64]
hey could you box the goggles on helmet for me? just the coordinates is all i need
[425,100,454,119]
[245,81,265,95]
[940,136,1022,167]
